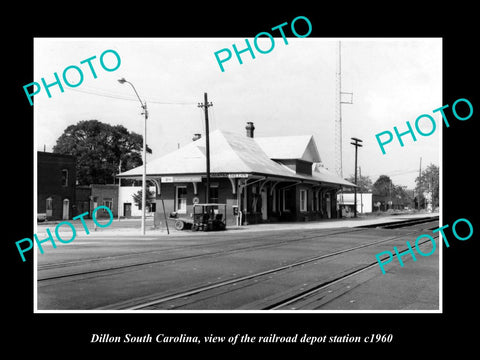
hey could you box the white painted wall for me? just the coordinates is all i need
[337,193,372,214]
[118,185,156,217]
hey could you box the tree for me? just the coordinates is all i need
[53,120,143,185]
[372,175,393,196]
[132,189,155,210]
[415,163,439,209]
[345,174,373,192]
[373,175,414,210]
[392,185,413,208]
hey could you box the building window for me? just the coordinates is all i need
[103,198,113,212]
[61,169,68,187]
[175,186,187,213]
[300,189,308,212]
[46,197,53,217]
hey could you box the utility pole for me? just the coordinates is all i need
[418,157,422,210]
[350,137,363,218]
[359,166,363,214]
[389,181,392,210]
[198,93,213,203]
[118,159,122,221]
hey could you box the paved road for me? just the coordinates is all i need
[36,217,440,311]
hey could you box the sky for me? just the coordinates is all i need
[34,37,442,189]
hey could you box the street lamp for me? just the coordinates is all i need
[118,78,148,235]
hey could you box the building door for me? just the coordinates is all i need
[124,203,132,217]
[175,186,187,214]
[62,199,69,220]
[46,197,53,217]
[80,201,89,215]
[261,189,268,220]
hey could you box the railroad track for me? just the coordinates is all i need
[37,227,368,282]
[93,218,439,310]
[264,237,437,310]
[38,215,438,278]
[358,215,438,229]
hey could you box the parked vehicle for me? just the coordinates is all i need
[169,203,227,231]
[192,203,227,231]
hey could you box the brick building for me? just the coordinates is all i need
[75,184,119,218]
[37,152,76,220]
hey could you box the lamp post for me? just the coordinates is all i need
[118,78,148,235]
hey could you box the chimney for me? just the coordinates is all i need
[192,133,202,141]
[246,122,255,138]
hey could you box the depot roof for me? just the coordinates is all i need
[254,135,321,163]
[118,129,355,187]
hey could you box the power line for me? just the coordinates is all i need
[148,99,197,105]
[366,170,419,180]
[67,87,139,102]
[383,169,419,177]
[66,86,197,105]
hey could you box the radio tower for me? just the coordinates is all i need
[335,41,353,178]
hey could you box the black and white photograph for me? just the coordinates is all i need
[33,37,442,312]
[7,7,479,355]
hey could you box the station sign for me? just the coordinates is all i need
[161,174,248,182]
[161,176,202,183]
[211,173,249,178]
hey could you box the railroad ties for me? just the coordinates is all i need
[37,216,439,311]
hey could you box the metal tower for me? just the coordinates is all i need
[335,41,353,178]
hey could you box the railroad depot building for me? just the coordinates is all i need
[117,123,355,227]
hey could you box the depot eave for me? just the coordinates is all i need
[115,129,356,189]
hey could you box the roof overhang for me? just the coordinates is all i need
[118,171,355,189]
